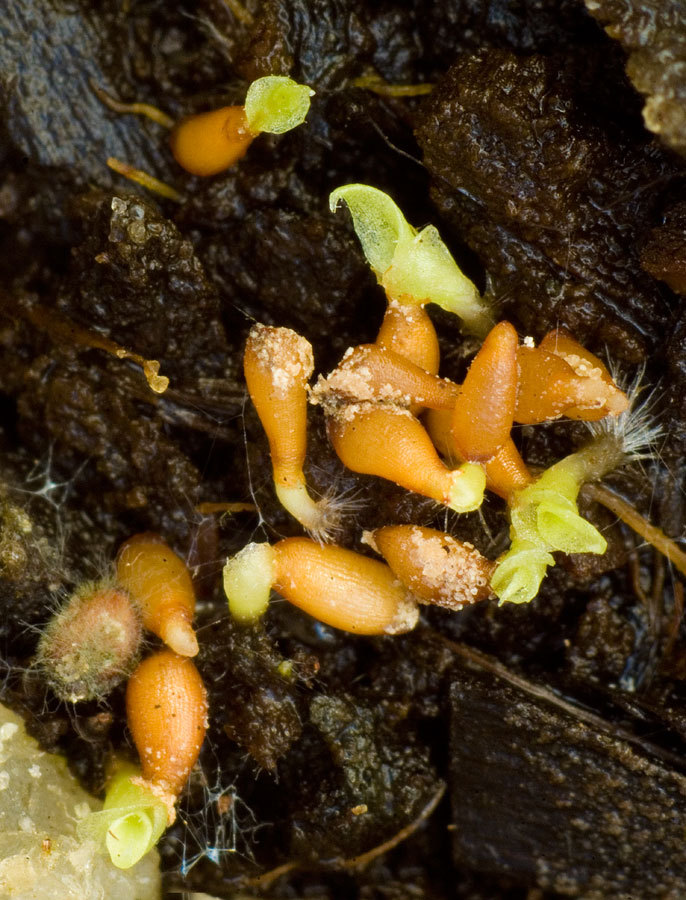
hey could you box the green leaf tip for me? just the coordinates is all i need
[495,451,609,605]
[329,184,412,277]
[244,75,314,134]
[223,542,276,623]
[536,500,607,555]
[491,541,555,605]
[77,767,168,869]
[329,184,493,336]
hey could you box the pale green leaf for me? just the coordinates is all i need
[244,76,314,134]
[536,501,607,555]
[329,184,413,278]
[77,768,167,869]
[490,542,555,605]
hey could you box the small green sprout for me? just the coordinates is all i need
[491,434,624,605]
[244,75,314,134]
[490,540,555,606]
[77,765,168,870]
[170,75,314,177]
[223,542,276,624]
[329,184,494,337]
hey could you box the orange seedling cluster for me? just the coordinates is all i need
[250,312,627,519]
[233,186,633,632]
[238,314,630,631]
[45,539,209,870]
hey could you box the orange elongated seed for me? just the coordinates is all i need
[376,301,441,374]
[126,650,208,815]
[425,410,532,500]
[244,324,313,489]
[516,346,627,424]
[273,537,418,634]
[311,344,459,412]
[483,438,533,499]
[537,328,628,419]
[244,324,340,539]
[116,533,198,657]
[36,581,142,702]
[451,320,518,462]
[367,525,495,610]
[169,105,256,176]
[327,403,485,512]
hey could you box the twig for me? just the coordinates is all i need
[242,781,446,888]
[341,782,446,870]
[583,483,686,577]
[90,79,174,128]
[352,76,435,97]
[107,158,184,204]
[18,301,169,393]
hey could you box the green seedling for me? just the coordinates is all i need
[491,424,645,605]
[330,184,494,337]
[77,765,168,870]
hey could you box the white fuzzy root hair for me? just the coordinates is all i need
[585,364,663,466]
[285,480,366,546]
[302,493,348,545]
[579,367,686,577]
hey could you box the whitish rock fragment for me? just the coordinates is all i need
[0,703,160,900]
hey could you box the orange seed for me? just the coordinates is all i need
[244,324,340,539]
[367,525,495,610]
[311,343,459,413]
[515,346,625,423]
[327,402,484,512]
[273,537,418,634]
[169,105,256,177]
[451,320,519,462]
[537,328,629,419]
[126,650,208,813]
[116,533,198,657]
[244,324,313,491]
